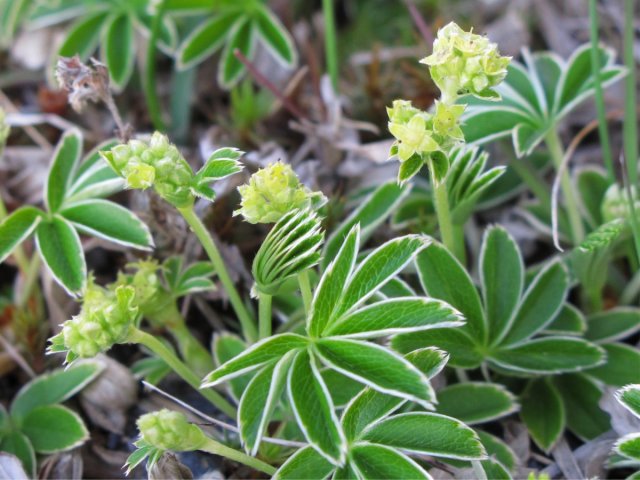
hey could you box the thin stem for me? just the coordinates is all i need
[128,328,237,418]
[143,0,167,131]
[178,206,257,343]
[545,130,584,244]
[322,0,339,93]
[429,161,462,261]
[258,291,272,339]
[171,321,215,375]
[623,0,638,186]
[298,270,313,314]
[589,0,615,183]
[200,437,276,475]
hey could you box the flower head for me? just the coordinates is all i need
[387,100,439,162]
[137,409,207,452]
[49,282,138,361]
[101,132,195,208]
[235,162,326,224]
[421,22,510,102]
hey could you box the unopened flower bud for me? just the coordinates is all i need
[421,22,510,102]
[235,162,326,224]
[137,409,207,452]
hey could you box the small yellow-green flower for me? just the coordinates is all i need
[137,409,207,452]
[387,100,439,162]
[101,132,194,208]
[432,101,465,140]
[235,162,326,224]
[421,22,510,102]
[51,282,138,359]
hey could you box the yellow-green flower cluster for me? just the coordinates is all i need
[235,162,326,224]
[137,409,207,452]
[114,259,162,311]
[0,107,9,155]
[53,283,138,359]
[101,132,194,208]
[421,22,510,102]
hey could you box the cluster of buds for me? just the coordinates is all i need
[137,409,207,452]
[0,107,9,155]
[49,282,138,361]
[113,259,162,312]
[100,132,195,208]
[235,162,326,224]
[421,22,510,103]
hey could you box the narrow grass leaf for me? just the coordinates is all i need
[287,350,346,465]
[436,383,519,425]
[35,216,86,296]
[362,412,486,460]
[520,378,565,452]
[21,405,88,453]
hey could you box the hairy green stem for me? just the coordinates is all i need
[128,327,236,418]
[258,291,272,339]
[322,0,339,92]
[589,0,615,183]
[143,0,167,131]
[430,164,463,261]
[298,270,313,314]
[178,206,257,343]
[200,437,276,475]
[545,130,584,244]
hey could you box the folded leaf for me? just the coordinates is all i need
[417,242,487,344]
[315,338,434,406]
[35,216,86,295]
[287,350,346,465]
[436,382,518,425]
[325,297,462,339]
[0,206,42,264]
[10,361,103,419]
[274,445,334,480]
[490,337,605,374]
[520,378,564,452]
[202,333,307,386]
[350,443,431,479]
[480,226,523,344]
[362,412,486,460]
[500,260,568,346]
[21,405,88,454]
[45,129,82,213]
[61,199,153,250]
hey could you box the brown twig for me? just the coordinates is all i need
[404,0,434,46]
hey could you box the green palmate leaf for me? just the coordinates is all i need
[274,445,334,480]
[308,225,359,337]
[543,304,586,336]
[392,327,483,368]
[378,277,416,298]
[333,463,358,480]
[615,434,640,462]
[436,383,518,425]
[177,12,237,70]
[21,405,88,453]
[362,412,486,460]
[45,129,82,213]
[417,242,487,344]
[617,385,640,418]
[335,235,428,318]
[490,337,604,374]
[203,333,307,386]
[219,17,255,89]
[10,361,103,419]
[0,430,35,478]
[239,351,293,455]
[35,216,86,296]
[195,147,243,184]
[315,338,435,406]
[171,260,216,297]
[254,5,296,66]
[212,333,250,401]
[322,181,409,268]
[57,11,106,60]
[324,297,463,339]
[480,226,524,344]
[322,369,364,408]
[586,343,640,386]
[585,308,640,343]
[500,260,568,346]
[520,378,564,452]
[101,13,134,90]
[61,199,153,250]
[66,139,123,202]
[0,206,42,264]
[553,374,610,440]
[350,443,431,479]
[287,350,346,465]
